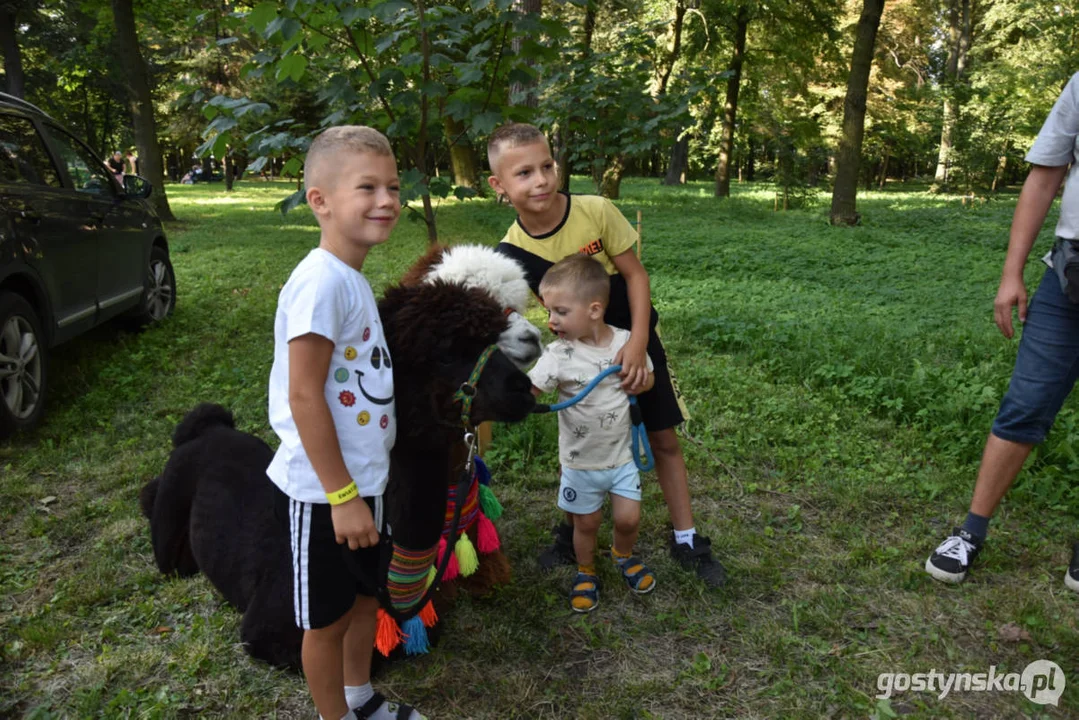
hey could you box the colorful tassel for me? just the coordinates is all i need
[476,512,501,554]
[375,609,403,657]
[426,564,437,588]
[419,600,438,628]
[475,456,491,486]
[478,483,503,520]
[443,542,459,582]
[402,615,430,655]
[455,532,479,576]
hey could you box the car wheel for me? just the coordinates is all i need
[131,245,176,326]
[0,292,48,437]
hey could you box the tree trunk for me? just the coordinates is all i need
[714,5,749,198]
[878,150,890,189]
[443,114,483,194]
[111,0,175,220]
[0,7,24,99]
[933,0,971,187]
[659,2,688,186]
[599,155,625,199]
[992,153,1007,192]
[745,136,755,181]
[664,135,689,185]
[829,0,885,226]
[225,148,234,191]
[510,0,542,108]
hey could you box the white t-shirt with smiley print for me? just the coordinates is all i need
[267,248,397,503]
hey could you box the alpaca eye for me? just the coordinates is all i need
[382,347,392,369]
[371,347,382,369]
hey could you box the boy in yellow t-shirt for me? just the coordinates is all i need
[489,122,726,588]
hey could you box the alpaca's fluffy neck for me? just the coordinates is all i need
[385,418,464,549]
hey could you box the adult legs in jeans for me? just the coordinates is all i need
[927,268,1079,583]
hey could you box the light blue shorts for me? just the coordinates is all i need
[558,460,641,514]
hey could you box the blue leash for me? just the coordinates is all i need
[531,365,655,472]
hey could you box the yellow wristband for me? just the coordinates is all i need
[326,482,359,506]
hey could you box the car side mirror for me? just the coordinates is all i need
[123,174,153,199]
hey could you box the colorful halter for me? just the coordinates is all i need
[451,344,498,429]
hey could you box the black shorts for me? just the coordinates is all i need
[605,307,688,433]
[282,492,385,630]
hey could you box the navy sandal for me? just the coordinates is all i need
[569,571,600,613]
[617,556,656,594]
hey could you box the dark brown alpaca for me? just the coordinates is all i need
[139,249,538,670]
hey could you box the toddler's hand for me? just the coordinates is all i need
[615,340,649,394]
[331,498,379,550]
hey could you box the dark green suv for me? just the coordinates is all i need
[0,93,176,437]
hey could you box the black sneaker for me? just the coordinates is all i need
[538,522,576,571]
[1066,542,1079,593]
[925,528,983,584]
[670,534,727,588]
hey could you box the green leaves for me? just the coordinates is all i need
[275,54,308,83]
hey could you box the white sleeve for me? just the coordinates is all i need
[1026,73,1079,167]
[528,346,561,393]
[280,264,351,344]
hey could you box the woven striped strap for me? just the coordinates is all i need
[386,544,438,612]
[443,473,480,537]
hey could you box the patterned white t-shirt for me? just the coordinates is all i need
[267,248,396,503]
[528,326,652,470]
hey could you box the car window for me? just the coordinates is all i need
[0,114,62,187]
[43,125,116,197]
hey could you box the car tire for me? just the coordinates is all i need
[0,292,48,438]
[130,245,176,327]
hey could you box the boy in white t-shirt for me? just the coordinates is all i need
[528,254,657,613]
[266,126,425,720]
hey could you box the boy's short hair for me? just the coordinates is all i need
[539,254,610,306]
[487,123,548,173]
[305,125,393,190]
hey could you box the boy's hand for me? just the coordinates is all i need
[994,273,1028,339]
[331,498,379,550]
[615,340,649,394]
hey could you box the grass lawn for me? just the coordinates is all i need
[2,177,1078,719]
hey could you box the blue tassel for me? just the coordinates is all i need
[402,614,430,655]
[475,456,491,486]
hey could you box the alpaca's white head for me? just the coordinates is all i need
[423,245,542,368]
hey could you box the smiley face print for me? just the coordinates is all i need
[353,345,394,406]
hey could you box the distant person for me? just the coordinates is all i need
[125,149,139,176]
[925,72,1079,590]
[106,151,124,183]
[528,254,657,613]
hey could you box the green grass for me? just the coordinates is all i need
[3,177,1078,718]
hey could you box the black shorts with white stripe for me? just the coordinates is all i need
[282,492,384,630]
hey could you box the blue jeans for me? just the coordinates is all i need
[992,267,1079,444]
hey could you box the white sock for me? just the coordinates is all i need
[674,527,696,548]
[345,683,374,711]
[318,711,356,720]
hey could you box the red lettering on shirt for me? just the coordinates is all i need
[578,238,603,256]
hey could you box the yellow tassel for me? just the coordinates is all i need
[455,532,479,576]
[426,564,437,588]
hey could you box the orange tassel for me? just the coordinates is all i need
[476,513,500,553]
[419,600,439,628]
[375,609,403,657]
